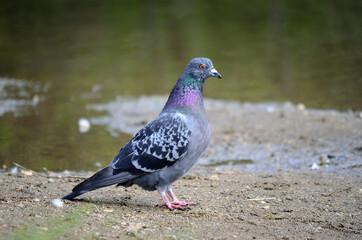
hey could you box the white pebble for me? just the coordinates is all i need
[11,167,18,175]
[51,199,64,208]
[78,118,91,133]
[297,103,306,110]
[266,106,275,113]
[311,162,320,170]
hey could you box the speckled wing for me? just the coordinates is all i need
[129,114,192,172]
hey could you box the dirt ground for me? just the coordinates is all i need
[0,167,361,240]
[1,101,361,239]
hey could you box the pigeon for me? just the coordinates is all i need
[62,57,222,210]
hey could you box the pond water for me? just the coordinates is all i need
[0,1,361,171]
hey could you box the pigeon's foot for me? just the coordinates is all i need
[158,203,189,211]
[158,187,199,210]
[158,201,198,210]
[166,189,199,206]
[172,201,198,206]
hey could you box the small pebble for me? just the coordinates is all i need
[311,162,320,170]
[21,170,33,176]
[266,106,275,113]
[78,118,91,133]
[209,174,220,181]
[126,223,142,234]
[32,94,40,104]
[10,167,18,175]
[51,199,64,208]
[297,103,306,110]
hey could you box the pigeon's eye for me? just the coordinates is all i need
[199,64,205,69]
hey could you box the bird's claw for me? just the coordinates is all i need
[157,203,192,211]
[172,201,199,206]
[158,200,198,210]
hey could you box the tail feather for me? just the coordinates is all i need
[62,166,141,200]
[63,191,87,200]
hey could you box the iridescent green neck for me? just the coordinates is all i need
[179,76,204,92]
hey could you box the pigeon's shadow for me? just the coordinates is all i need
[67,198,155,209]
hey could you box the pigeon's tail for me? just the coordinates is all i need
[62,166,141,200]
[62,191,85,200]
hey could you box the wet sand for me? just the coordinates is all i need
[0,168,361,239]
[1,100,361,239]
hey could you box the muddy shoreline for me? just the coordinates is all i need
[89,97,362,174]
[1,168,361,239]
[1,100,361,239]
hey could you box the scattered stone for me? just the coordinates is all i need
[10,167,18,176]
[209,174,220,181]
[120,222,128,227]
[297,103,306,110]
[310,162,320,170]
[51,199,64,208]
[126,223,143,235]
[266,106,275,113]
[20,170,33,176]
[78,118,91,133]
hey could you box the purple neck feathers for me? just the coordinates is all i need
[163,85,204,113]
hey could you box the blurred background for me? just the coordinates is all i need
[0,0,361,171]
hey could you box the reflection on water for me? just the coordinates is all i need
[0,1,361,171]
[0,78,45,116]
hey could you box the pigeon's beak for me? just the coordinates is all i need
[210,68,222,79]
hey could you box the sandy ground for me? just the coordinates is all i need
[0,100,361,239]
[0,167,361,240]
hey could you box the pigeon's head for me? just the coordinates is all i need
[182,57,222,82]
[165,57,221,109]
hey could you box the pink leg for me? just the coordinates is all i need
[157,190,188,210]
[167,188,198,206]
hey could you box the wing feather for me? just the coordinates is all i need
[130,114,191,172]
